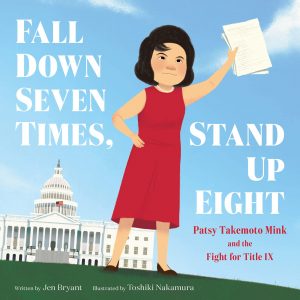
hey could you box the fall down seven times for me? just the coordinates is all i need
[15,19,110,147]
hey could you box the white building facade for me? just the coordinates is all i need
[0,161,155,271]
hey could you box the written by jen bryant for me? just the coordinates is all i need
[127,283,195,291]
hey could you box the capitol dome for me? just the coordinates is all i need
[41,160,73,202]
[34,160,78,217]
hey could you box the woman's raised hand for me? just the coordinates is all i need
[227,47,238,64]
[130,133,145,148]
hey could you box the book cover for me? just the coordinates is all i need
[0,0,299,299]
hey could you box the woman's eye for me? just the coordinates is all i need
[158,56,166,60]
[176,58,183,63]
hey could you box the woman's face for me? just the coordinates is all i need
[150,43,187,87]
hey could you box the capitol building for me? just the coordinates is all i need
[0,161,155,270]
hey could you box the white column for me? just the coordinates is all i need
[10,226,14,249]
[71,229,74,249]
[80,230,83,254]
[50,228,53,249]
[91,232,95,255]
[29,226,33,247]
[69,229,73,249]
[67,229,71,251]
[24,226,27,250]
[16,226,21,250]
[35,227,39,249]
[86,231,89,253]
[42,227,45,250]
[57,228,61,250]
[95,232,98,254]
[4,224,8,249]
[48,228,52,250]
[94,232,98,254]
[61,229,65,251]
[74,230,78,251]
[55,228,58,251]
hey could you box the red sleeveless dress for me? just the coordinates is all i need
[111,85,185,229]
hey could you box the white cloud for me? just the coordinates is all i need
[264,0,300,54]
[0,164,33,191]
[88,0,140,15]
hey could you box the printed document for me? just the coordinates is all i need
[222,18,272,76]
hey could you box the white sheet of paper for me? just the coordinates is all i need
[251,69,269,75]
[221,33,237,75]
[222,18,272,76]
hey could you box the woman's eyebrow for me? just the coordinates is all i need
[156,52,168,56]
[176,55,184,59]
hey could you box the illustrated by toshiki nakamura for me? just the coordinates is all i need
[104,25,237,275]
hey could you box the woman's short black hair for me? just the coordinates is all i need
[135,25,195,87]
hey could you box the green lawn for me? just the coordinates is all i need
[0,260,299,300]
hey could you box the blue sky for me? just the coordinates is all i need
[0,0,299,289]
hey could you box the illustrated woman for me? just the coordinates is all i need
[105,25,237,275]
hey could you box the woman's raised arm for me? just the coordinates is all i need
[112,89,146,148]
[182,47,238,106]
